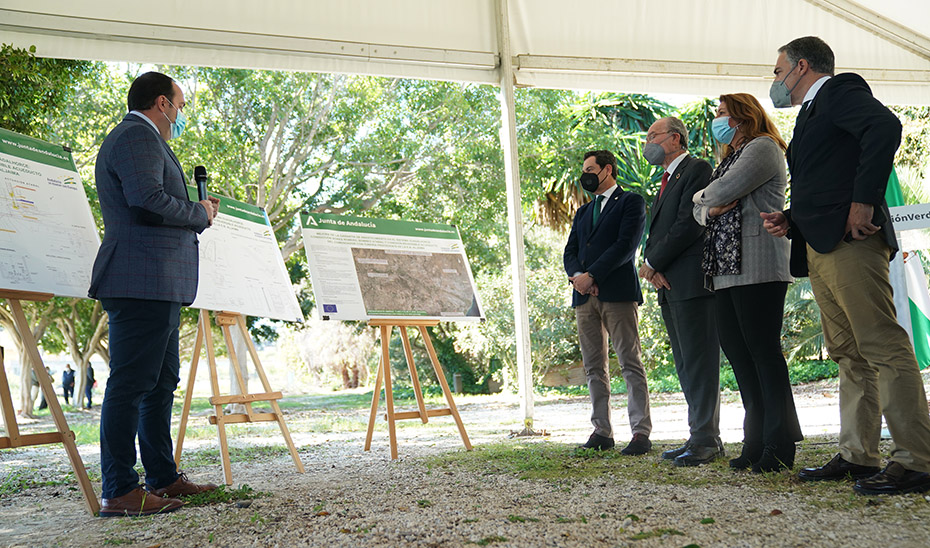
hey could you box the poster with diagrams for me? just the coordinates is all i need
[300,212,484,322]
[0,128,100,298]
[187,187,303,322]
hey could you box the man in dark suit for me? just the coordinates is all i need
[639,117,723,466]
[90,72,220,516]
[763,36,930,495]
[564,150,652,455]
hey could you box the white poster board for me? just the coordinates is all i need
[0,128,100,298]
[301,213,484,322]
[187,187,302,322]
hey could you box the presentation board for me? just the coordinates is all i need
[0,128,100,298]
[186,187,303,322]
[300,213,484,322]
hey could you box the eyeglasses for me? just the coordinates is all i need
[646,130,671,142]
[165,97,184,111]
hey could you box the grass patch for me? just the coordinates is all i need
[181,484,270,506]
[506,514,539,523]
[421,436,930,512]
[630,528,684,540]
[474,536,507,545]
[0,469,77,496]
[178,445,291,468]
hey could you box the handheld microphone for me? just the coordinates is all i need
[194,165,208,201]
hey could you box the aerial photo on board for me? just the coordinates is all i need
[351,248,481,318]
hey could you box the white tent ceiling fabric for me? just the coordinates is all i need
[2,0,929,104]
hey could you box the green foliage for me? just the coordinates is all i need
[0,44,94,139]
[181,484,270,506]
[782,279,824,363]
[677,97,719,164]
[568,93,673,135]
[891,105,930,178]
[0,469,73,496]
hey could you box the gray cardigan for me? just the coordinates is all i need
[692,136,792,290]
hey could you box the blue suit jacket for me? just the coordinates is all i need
[89,114,209,304]
[563,186,646,307]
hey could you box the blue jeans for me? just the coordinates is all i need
[99,298,182,499]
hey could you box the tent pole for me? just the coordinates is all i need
[495,0,535,434]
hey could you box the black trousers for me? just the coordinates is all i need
[715,282,803,449]
[99,298,183,499]
[661,295,721,447]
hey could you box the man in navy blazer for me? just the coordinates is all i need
[564,150,652,455]
[763,36,930,495]
[90,72,220,516]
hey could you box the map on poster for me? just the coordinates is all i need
[0,128,100,298]
[300,213,484,322]
[186,186,303,322]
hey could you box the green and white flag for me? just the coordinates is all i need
[886,168,930,368]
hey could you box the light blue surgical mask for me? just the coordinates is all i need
[711,116,738,145]
[769,63,802,108]
[163,99,187,139]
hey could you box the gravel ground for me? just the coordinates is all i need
[3,375,930,547]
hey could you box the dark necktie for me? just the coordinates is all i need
[794,101,812,132]
[658,172,670,199]
[592,194,605,227]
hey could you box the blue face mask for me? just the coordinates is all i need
[711,116,738,145]
[163,99,187,140]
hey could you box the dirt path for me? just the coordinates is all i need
[2,377,930,547]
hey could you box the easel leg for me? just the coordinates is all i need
[400,327,428,423]
[364,352,384,452]
[419,325,472,450]
[232,315,303,473]
[9,299,100,513]
[201,311,233,486]
[174,316,205,469]
[381,325,398,460]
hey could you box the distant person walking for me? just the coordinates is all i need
[37,366,53,410]
[62,364,75,405]
[85,364,95,409]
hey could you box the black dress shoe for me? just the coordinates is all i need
[620,433,652,455]
[854,462,930,495]
[729,444,762,470]
[797,453,880,482]
[579,432,615,451]
[673,443,723,467]
[752,443,796,473]
[662,441,691,460]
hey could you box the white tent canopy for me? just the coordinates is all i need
[3,0,929,429]
[2,0,929,104]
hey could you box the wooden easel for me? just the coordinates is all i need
[175,310,304,485]
[0,290,99,515]
[364,319,472,459]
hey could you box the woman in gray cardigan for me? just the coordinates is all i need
[692,93,802,473]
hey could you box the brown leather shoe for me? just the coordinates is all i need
[100,487,183,517]
[147,473,218,498]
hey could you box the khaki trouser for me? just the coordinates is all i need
[576,298,651,439]
[807,234,930,471]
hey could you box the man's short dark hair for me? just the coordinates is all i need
[127,71,176,112]
[583,150,617,179]
[779,36,835,75]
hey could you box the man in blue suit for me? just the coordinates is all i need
[90,72,220,517]
[564,150,652,455]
